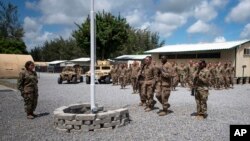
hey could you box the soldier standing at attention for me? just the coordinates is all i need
[137,61,146,106]
[228,62,235,88]
[119,64,127,89]
[110,65,117,85]
[116,64,121,85]
[193,60,210,120]
[17,61,39,119]
[156,56,173,116]
[131,61,140,94]
[178,63,186,87]
[142,56,157,112]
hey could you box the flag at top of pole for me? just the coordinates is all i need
[90,0,97,113]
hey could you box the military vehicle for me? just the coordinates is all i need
[85,60,112,84]
[58,65,83,84]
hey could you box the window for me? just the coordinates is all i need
[176,54,196,59]
[102,66,110,70]
[159,54,176,59]
[197,53,220,58]
[244,48,250,55]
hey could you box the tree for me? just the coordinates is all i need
[73,11,164,59]
[0,39,27,54]
[0,0,24,40]
[0,0,26,54]
[30,37,86,61]
[73,11,129,60]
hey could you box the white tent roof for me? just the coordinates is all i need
[48,60,67,65]
[145,40,249,53]
[70,57,90,62]
[115,55,151,60]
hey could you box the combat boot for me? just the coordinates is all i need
[32,112,38,117]
[157,110,168,116]
[196,115,204,120]
[27,113,34,119]
[144,107,153,112]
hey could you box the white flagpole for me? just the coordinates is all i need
[90,0,97,112]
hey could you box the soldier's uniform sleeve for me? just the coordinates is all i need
[161,63,172,78]
[34,71,38,83]
[17,71,25,93]
[198,70,210,85]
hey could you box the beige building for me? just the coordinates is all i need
[0,54,34,78]
[145,40,250,77]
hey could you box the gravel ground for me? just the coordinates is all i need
[0,73,250,141]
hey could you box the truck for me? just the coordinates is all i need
[58,65,83,84]
[85,60,112,84]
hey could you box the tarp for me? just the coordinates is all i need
[0,54,34,78]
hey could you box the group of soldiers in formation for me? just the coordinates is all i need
[110,56,235,119]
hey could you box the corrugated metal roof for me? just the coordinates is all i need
[70,57,90,62]
[115,55,151,60]
[48,60,67,64]
[145,40,249,53]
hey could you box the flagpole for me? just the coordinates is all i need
[90,0,97,113]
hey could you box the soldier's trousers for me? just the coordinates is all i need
[23,92,38,114]
[142,81,155,108]
[138,82,146,103]
[156,85,171,111]
[179,75,185,87]
[111,75,116,85]
[195,89,208,116]
[119,77,126,88]
[131,77,137,92]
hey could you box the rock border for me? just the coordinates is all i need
[53,103,130,132]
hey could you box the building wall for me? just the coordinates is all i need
[235,42,250,77]
[151,50,235,64]
[0,54,34,78]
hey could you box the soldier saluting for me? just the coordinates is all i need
[193,60,210,120]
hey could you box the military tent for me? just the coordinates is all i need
[0,54,34,78]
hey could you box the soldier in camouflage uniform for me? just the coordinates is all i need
[17,61,38,119]
[193,60,210,119]
[223,63,230,89]
[131,61,140,94]
[171,62,179,91]
[137,62,146,106]
[228,62,235,88]
[154,61,161,102]
[178,63,186,87]
[156,56,173,116]
[142,56,157,112]
[187,60,196,90]
[116,64,121,85]
[110,65,117,85]
[119,64,127,89]
[126,64,132,85]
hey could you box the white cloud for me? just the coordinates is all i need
[157,0,200,13]
[194,1,217,22]
[214,36,226,42]
[211,0,229,7]
[187,20,212,33]
[226,0,250,23]
[240,23,250,39]
[23,0,230,49]
[125,9,146,28]
[23,17,56,50]
[150,11,187,37]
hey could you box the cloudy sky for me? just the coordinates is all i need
[10,0,250,50]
